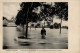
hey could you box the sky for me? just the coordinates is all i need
[3,2,68,26]
[3,2,21,20]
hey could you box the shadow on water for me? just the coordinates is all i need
[3,46,9,49]
[39,43,50,44]
[19,42,32,46]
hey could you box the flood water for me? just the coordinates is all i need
[3,27,68,49]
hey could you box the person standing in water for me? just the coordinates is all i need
[41,27,46,39]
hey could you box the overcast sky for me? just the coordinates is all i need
[3,2,68,26]
[3,2,21,20]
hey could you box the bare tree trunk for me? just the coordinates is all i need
[30,26,31,31]
[25,8,29,38]
[35,27,36,30]
[60,18,62,34]
[52,18,53,24]
[25,17,28,38]
[44,20,45,28]
[22,25,24,34]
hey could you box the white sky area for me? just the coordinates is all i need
[3,2,21,20]
[3,2,68,26]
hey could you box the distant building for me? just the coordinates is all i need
[3,17,8,26]
[10,17,15,22]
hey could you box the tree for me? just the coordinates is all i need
[39,3,55,27]
[15,2,41,38]
[54,2,68,34]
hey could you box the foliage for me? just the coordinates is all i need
[54,2,68,21]
[40,4,55,20]
[15,2,42,25]
[15,2,68,25]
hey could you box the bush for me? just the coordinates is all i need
[31,24,34,27]
[53,23,60,29]
[50,25,53,29]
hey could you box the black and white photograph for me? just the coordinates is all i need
[3,2,68,49]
